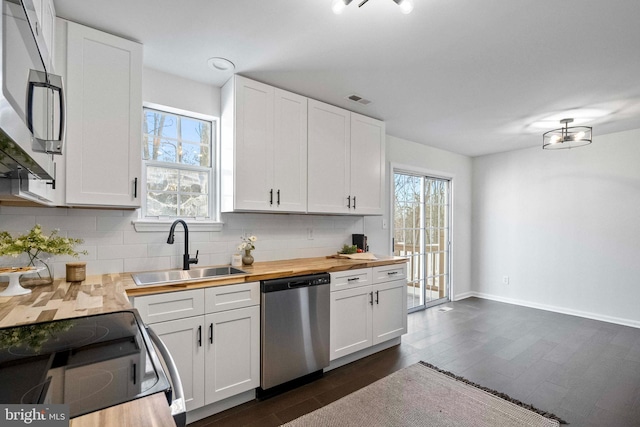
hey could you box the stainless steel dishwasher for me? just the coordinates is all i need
[258,273,330,399]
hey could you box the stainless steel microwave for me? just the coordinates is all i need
[0,0,64,182]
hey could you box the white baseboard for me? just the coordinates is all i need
[453,291,474,301]
[463,291,640,329]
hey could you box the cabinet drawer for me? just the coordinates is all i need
[133,289,205,324]
[330,268,372,292]
[205,281,260,313]
[372,264,407,284]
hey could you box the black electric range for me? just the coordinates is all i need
[0,310,172,419]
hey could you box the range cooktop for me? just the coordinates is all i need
[0,310,170,418]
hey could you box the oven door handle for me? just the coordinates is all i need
[146,326,187,427]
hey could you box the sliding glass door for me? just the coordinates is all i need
[393,170,451,311]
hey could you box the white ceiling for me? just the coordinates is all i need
[53,0,640,157]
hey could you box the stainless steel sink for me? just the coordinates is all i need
[132,266,247,286]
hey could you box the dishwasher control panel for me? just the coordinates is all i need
[261,273,330,293]
[310,276,330,286]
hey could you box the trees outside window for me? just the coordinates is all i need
[142,107,215,218]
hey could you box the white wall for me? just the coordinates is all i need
[143,67,221,116]
[472,128,640,326]
[365,135,473,300]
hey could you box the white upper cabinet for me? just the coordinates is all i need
[221,76,307,213]
[307,100,351,214]
[350,113,385,214]
[308,100,385,215]
[28,0,56,71]
[63,21,142,207]
[273,88,308,211]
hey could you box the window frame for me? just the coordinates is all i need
[390,163,454,311]
[134,102,222,232]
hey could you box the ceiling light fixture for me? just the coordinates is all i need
[207,57,235,72]
[332,0,414,14]
[542,118,592,150]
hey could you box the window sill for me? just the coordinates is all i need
[133,219,224,233]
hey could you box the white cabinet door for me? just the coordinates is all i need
[273,88,307,212]
[222,77,307,213]
[330,285,373,361]
[372,280,407,345]
[149,317,205,412]
[233,77,274,211]
[204,305,260,404]
[65,22,142,207]
[350,113,385,215]
[308,99,350,214]
[41,0,55,71]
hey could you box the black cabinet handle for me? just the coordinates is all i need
[387,271,398,276]
[277,189,280,206]
[132,363,137,384]
[369,291,373,305]
[209,323,213,344]
[197,325,202,347]
[375,290,379,304]
[347,195,351,209]
[347,277,360,282]
[133,177,138,198]
[270,189,273,205]
[353,196,356,209]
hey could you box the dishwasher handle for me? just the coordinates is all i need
[288,280,311,288]
[147,326,187,427]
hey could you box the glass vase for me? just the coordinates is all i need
[24,254,54,285]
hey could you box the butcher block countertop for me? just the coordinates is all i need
[0,255,407,427]
[125,255,408,297]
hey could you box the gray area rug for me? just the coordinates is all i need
[283,362,562,427]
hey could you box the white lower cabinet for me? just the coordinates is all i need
[147,316,205,410]
[329,265,408,361]
[204,306,260,404]
[330,284,373,359]
[132,282,260,413]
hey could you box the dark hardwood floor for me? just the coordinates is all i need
[189,297,640,427]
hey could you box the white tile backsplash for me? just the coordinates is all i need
[0,207,364,278]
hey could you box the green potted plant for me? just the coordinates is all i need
[0,224,87,284]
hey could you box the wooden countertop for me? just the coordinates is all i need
[124,255,408,297]
[0,255,406,426]
[0,273,131,327]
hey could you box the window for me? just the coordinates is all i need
[141,105,217,221]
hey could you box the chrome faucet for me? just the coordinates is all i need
[167,219,199,270]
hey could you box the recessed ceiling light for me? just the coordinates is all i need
[207,57,235,72]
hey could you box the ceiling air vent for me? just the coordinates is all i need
[346,94,372,106]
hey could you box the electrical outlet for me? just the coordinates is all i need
[502,276,509,285]
[307,228,314,240]
[382,219,388,229]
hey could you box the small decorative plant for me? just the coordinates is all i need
[338,244,358,254]
[237,234,257,254]
[237,234,257,266]
[0,224,87,282]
